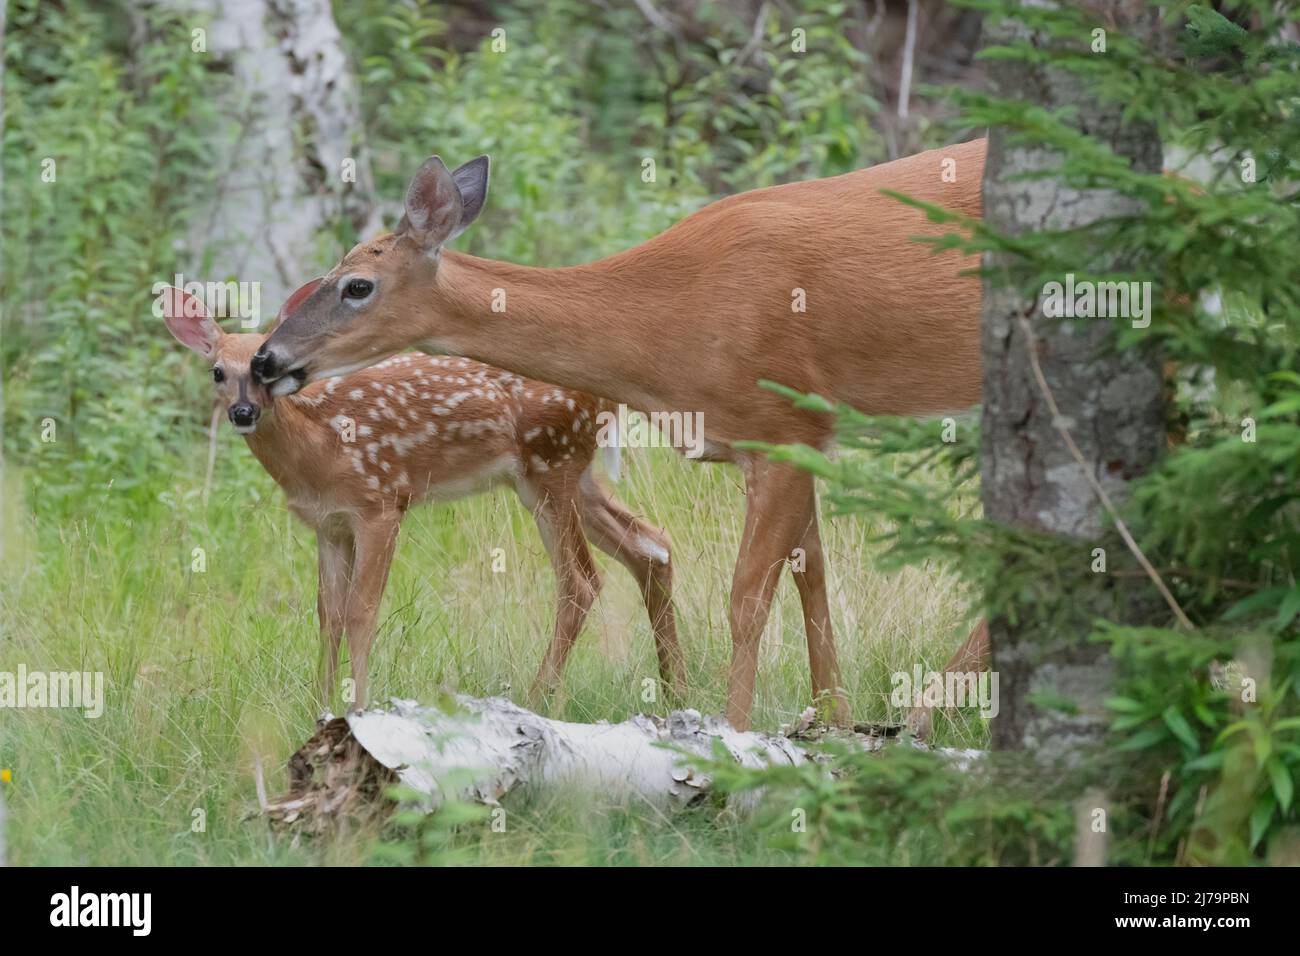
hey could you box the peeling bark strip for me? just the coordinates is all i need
[979,3,1166,757]
[265,697,981,830]
[163,0,380,310]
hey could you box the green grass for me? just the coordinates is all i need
[0,427,980,865]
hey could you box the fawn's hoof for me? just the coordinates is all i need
[903,707,933,741]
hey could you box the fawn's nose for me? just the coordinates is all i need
[229,402,260,429]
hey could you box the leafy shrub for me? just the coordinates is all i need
[2,0,219,509]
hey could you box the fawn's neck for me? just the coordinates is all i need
[241,397,321,492]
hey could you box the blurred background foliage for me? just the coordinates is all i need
[2,0,217,500]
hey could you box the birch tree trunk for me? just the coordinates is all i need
[154,0,381,315]
[980,3,1166,759]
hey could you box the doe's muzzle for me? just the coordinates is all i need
[251,345,307,395]
[250,346,280,385]
[253,275,325,388]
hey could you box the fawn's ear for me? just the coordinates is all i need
[270,276,324,332]
[448,155,489,241]
[397,156,464,253]
[160,286,221,356]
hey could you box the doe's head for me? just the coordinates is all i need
[161,287,272,434]
[252,154,490,393]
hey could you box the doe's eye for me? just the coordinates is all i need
[343,278,374,300]
[212,367,225,383]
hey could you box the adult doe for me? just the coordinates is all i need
[252,143,988,729]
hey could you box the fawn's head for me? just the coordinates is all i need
[162,287,273,434]
[252,155,490,394]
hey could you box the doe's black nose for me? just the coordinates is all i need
[250,347,278,385]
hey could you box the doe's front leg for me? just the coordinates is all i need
[726,457,848,731]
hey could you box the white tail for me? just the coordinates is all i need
[254,142,988,729]
[602,416,621,482]
[161,288,683,713]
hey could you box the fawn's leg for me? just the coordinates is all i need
[727,456,846,730]
[316,524,354,715]
[906,618,990,739]
[526,478,602,704]
[342,514,401,712]
[576,472,685,703]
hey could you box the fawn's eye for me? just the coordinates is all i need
[212,367,225,383]
[343,278,374,300]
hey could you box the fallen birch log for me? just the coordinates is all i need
[265,696,978,832]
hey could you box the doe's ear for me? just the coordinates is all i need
[448,155,490,241]
[398,156,464,253]
[160,286,221,356]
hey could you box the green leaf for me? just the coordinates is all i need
[1224,586,1288,621]
[1183,751,1226,772]
[1268,759,1294,813]
[1105,696,1146,713]
[1249,793,1276,851]
[1192,703,1218,729]
[1275,587,1300,630]
[1117,725,1169,751]
[1163,706,1199,750]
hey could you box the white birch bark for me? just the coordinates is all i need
[351,696,813,813]
[157,0,381,315]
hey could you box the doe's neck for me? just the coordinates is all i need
[430,251,660,403]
